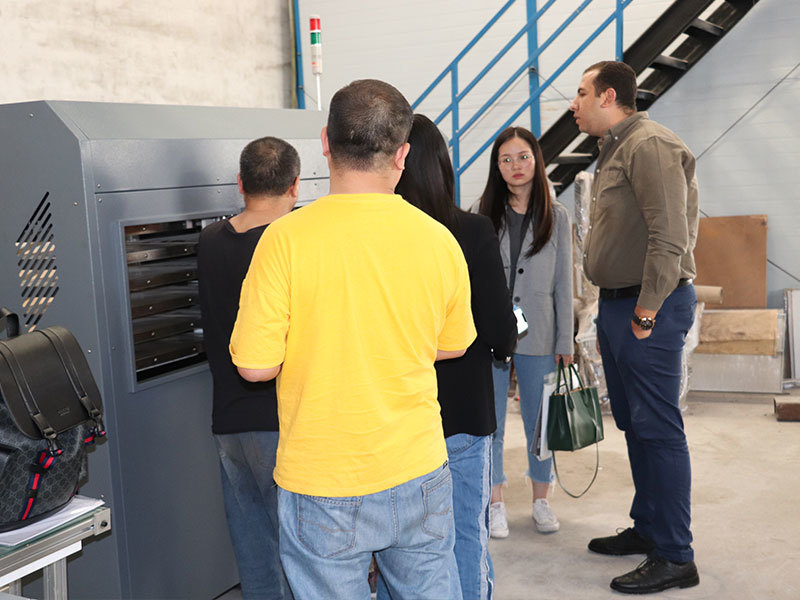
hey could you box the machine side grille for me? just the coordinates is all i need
[15,192,59,332]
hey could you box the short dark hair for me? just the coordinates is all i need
[327,79,413,171]
[395,114,459,234]
[239,137,300,196]
[584,60,637,112]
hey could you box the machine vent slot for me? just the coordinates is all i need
[15,192,59,332]
[125,218,219,381]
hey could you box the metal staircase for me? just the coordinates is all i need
[543,0,760,194]
[414,0,760,201]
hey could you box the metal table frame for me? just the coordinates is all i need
[0,507,111,600]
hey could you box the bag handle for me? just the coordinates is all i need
[554,360,569,394]
[0,307,19,339]
[554,360,587,397]
[40,328,106,436]
[0,341,62,454]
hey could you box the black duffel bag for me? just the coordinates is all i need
[0,307,105,532]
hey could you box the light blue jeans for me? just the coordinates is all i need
[278,463,462,600]
[377,434,493,600]
[214,431,292,600]
[447,433,494,600]
[491,354,556,486]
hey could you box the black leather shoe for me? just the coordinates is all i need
[610,555,699,594]
[588,528,655,555]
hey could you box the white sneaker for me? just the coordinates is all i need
[489,501,509,539]
[532,498,560,533]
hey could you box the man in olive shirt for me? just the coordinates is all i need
[570,61,699,595]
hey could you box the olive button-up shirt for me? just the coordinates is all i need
[583,112,699,312]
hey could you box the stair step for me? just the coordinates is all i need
[637,89,657,102]
[651,55,690,71]
[686,18,725,38]
[552,153,594,165]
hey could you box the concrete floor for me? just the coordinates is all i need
[218,396,800,600]
[490,396,800,600]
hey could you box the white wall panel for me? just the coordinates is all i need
[296,0,798,305]
[0,0,292,108]
[644,0,800,308]
[296,0,672,204]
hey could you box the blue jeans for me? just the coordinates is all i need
[377,434,493,600]
[215,431,292,600]
[491,354,556,486]
[278,463,462,600]
[447,434,493,600]
[597,284,696,563]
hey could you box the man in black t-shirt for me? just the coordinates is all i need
[198,137,300,600]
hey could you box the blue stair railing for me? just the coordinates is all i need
[412,0,631,204]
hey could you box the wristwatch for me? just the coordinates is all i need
[631,313,655,330]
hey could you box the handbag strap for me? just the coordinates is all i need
[0,341,61,454]
[552,440,599,499]
[554,361,587,394]
[0,307,19,338]
[554,362,569,394]
[566,363,586,391]
[39,328,105,436]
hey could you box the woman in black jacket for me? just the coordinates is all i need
[390,114,517,600]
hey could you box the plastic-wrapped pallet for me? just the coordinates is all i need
[571,171,699,411]
[679,303,704,411]
[572,172,607,405]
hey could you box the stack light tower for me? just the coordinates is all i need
[310,15,322,111]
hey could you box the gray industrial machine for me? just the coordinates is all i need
[0,101,329,598]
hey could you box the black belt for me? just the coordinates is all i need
[599,278,692,300]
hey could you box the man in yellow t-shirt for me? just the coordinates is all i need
[230,79,476,600]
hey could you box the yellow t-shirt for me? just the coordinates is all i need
[230,193,476,496]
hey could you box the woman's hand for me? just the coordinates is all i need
[555,354,574,366]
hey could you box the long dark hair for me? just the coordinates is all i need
[477,127,553,257]
[395,114,459,235]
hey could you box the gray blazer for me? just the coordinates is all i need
[498,200,574,356]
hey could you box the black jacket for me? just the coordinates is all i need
[436,211,517,437]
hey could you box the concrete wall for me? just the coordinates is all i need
[295,0,674,204]
[0,0,293,108]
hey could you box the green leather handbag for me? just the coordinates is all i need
[547,363,604,451]
[546,362,604,498]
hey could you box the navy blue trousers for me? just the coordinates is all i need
[596,284,696,563]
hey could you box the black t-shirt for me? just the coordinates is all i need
[198,219,279,434]
[505,204,529,294]
[436,211,517,438]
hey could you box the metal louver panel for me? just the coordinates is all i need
[15,192,59,331]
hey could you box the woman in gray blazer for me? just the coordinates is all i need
[477,127,574,539]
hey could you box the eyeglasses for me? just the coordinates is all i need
[498,154,533,167]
